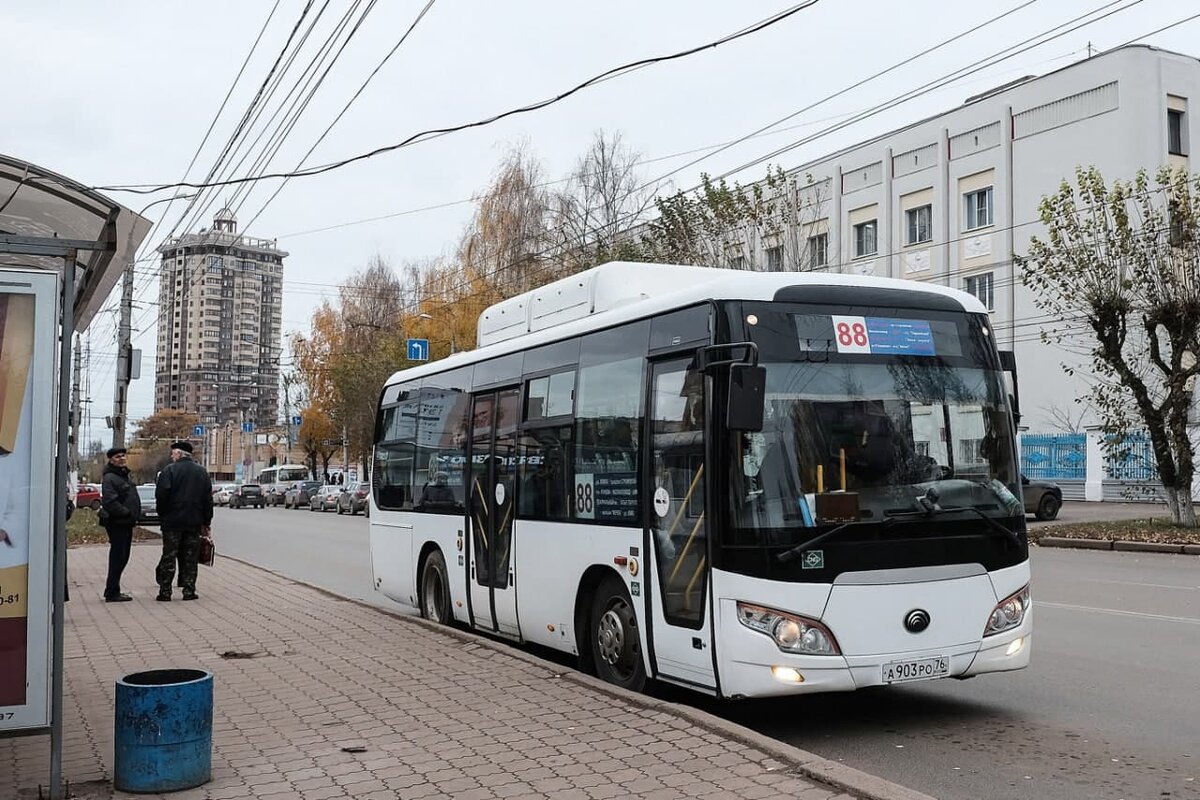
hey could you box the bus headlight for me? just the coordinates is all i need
[983,584,1030,637]
[736,602,840,655]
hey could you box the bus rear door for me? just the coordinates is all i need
[467,388,521,637]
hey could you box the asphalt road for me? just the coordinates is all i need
[210,504,1199,800]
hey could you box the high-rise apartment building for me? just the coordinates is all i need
[154,209,285,427]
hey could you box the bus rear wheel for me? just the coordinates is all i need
[420,550,452,625]
[590,575,646,692]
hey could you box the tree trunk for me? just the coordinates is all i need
[1163,486,1181,525]
[1179,495,1197,527]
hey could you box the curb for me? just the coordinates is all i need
[216,552,932,800]
[1038,536,1199,555]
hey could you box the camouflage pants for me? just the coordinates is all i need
[157,528,200,595]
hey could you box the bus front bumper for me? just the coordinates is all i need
[719,618,1032,699]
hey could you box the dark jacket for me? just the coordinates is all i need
[100,463,141,527]
[155,454,213,530]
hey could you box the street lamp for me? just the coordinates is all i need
[416,312,458,354]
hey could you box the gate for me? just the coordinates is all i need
[1020,433,1086,480]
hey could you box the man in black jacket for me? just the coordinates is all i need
[99,447,141,602]
[154,441,212,601]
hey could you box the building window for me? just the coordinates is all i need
[1169,108,1187,155]
[728,254,746,270]
[964,187,994,230]
[905,205,932,245]
[808,233,828,267]
[766,245,783,272]
[964,272,994,310]
[853,220,877,258]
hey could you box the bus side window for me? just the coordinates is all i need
[373,382,422,511]
[574,321,648,525]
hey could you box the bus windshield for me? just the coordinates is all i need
[727,305,1020,541]
[277,466,309,483]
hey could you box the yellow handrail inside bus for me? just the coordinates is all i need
[669,512,706,584]
[663,464,704,543]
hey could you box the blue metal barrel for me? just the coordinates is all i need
[114,669,213,793]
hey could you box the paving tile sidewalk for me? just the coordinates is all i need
[3,545,926,800]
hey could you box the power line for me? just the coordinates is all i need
[118,2,823,339]
[90,1,822,195]
[242,0,439,236]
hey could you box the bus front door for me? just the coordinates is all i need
[467,388,521,637]
[646,358,717,690]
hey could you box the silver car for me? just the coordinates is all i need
[136,485,160,526]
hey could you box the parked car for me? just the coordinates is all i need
[229,483,265,509]
[1022,474,1063,521]
[76,483,101,511]
[136,485,160,526]
[308,485,341,512]
[213,483,237,506]
[337,482,371,516]
[284,480,323,509]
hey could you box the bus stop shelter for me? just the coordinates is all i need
[0,153,150,798]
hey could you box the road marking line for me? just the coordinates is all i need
[1037,600,1200,625]
[1081,579,1198,591]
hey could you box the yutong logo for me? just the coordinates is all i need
[904,609,931,633]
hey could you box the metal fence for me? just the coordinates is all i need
[1104,434,1157,481]
[1020,433,1087,479]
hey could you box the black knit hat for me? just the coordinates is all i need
[106,447,127,458]
[169,440,194,454]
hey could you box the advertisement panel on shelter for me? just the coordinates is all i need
[0,272,55,731]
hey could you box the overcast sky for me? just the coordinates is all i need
[4,0,1197,443]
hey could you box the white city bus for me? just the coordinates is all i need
[368,262,1031,698]
[255,463,311,505]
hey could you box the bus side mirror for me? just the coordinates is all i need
[998,350,1021,426]
[726,364,765,432]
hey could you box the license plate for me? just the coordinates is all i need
[882,656,949,684]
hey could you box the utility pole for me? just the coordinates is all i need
[70,334,81,479]
[111,260,134,448]
[282,372,294,449]
[342,424,349,481]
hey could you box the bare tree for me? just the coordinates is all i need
[1044,402,1091,434]
[551,130,656,271]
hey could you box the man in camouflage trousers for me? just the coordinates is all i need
[154,440,212,601]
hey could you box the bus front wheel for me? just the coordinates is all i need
[420,550,452,625]
[590,576,646,692]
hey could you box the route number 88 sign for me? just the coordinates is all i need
[575,474,595,520]
[830,315,871,353]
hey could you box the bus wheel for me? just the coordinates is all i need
[420,550,452,625]
[591,576,646,692]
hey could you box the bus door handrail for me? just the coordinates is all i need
[662,463,704,548]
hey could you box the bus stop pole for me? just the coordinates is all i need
[49,255,75,800]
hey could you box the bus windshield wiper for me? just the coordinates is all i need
[776,517,895,564]
[886,488,1022,548]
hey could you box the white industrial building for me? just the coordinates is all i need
[744,44,1195,431]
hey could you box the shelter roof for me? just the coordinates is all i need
[0,154,150,330]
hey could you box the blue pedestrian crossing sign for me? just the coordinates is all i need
[242,421,254,433]
[192,424,205,437]
[407,338,430,361]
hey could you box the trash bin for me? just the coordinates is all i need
[114,669,212,793]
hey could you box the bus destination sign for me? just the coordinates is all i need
[829,315,936,356]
